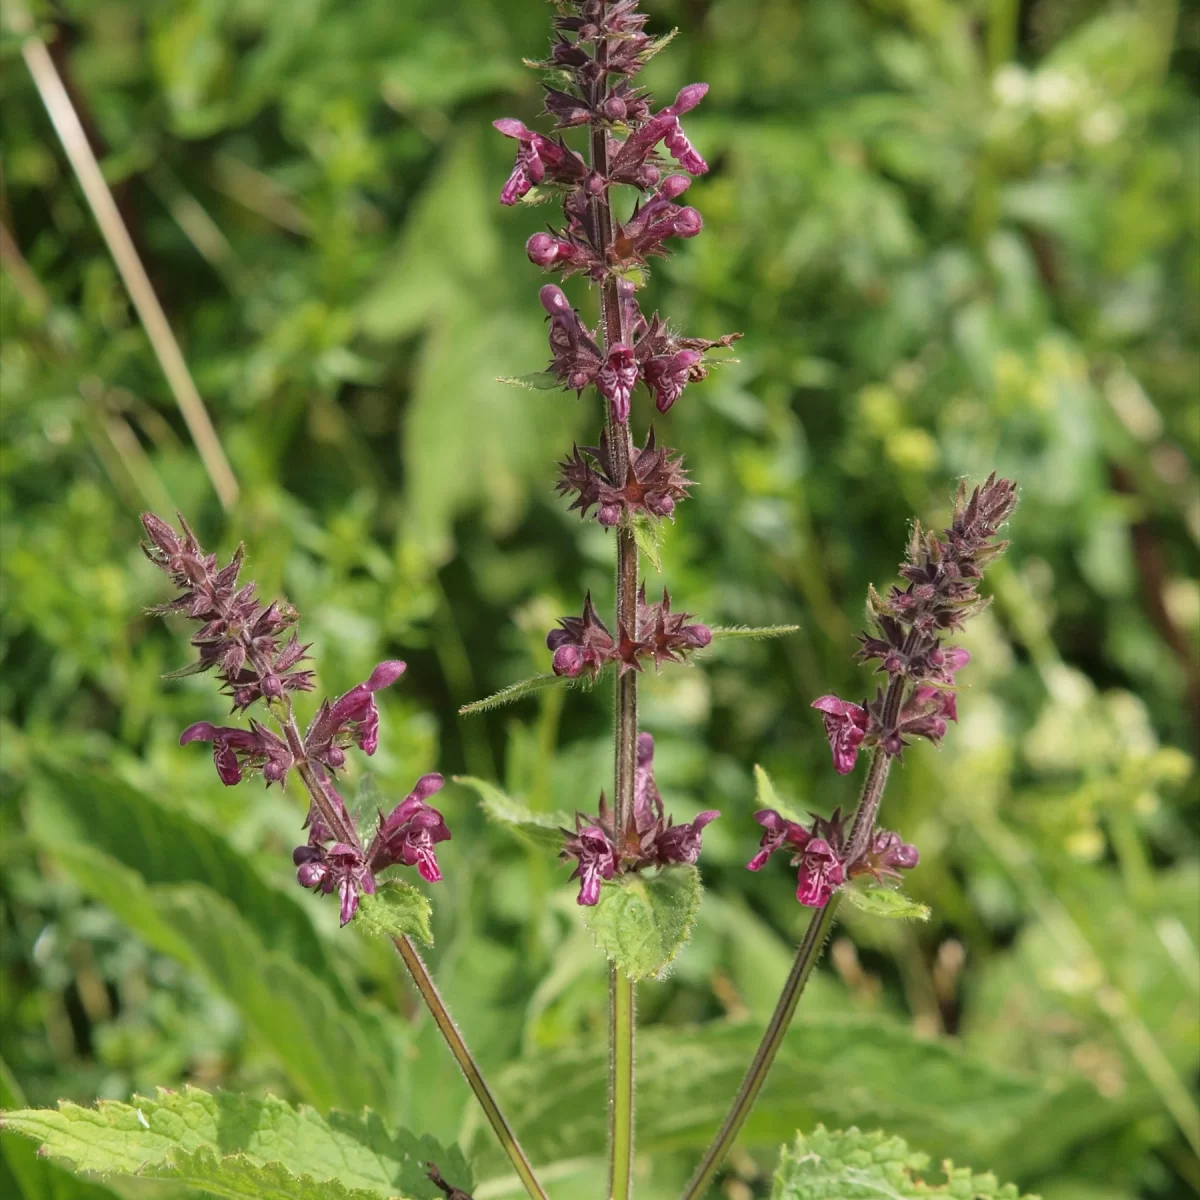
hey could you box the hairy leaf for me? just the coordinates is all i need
[455,777,570,851]
[0,1060,122,1200]
[840,884,930,921]
[459,667,609,715]
[459,673,567,714]
[355,881,433,946]
[486,1016,1050,1173]
[753,764,808,825]
[1,1087,472,1200]
[583,867,702,981]
[772,1125,1034,1199]
[709,625,801,641]
[630,512,664,572]
[494,370,563,390]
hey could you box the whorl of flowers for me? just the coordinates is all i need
[141,513,451,925]
[561,734,719,905]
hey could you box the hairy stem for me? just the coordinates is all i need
[393,935,549,1200]
[284,711,547,1199]
[590,45,640,1198]
[609,964,636,1200]
[682,751,894,1197]
[681,897,841,1199]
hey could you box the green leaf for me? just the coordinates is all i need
[709,624,800,641]
[486,1016,1050,1174]
[631,512,664,572]
[637,27,679,64]
[42,843,395,1114]
[29,765,347,1004]
[494,371,562,391]
[0,1060,123,1200]
[840,883,931,921]
[355,881,433,946]
[772,1125,1034,1199]
[753,764,808,826]
[1,1087,473,1200]
[583,866,702,981]
[459,666,611,715]
[458,672,567,714]
[453,776,571,852]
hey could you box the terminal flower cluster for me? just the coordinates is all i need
[810,474,1018,774]
[141,513,452,925]
[495,0,739,433]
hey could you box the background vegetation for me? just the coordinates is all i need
[1,0,1197,1197]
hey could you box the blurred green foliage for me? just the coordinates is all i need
[1,0,1197,1197]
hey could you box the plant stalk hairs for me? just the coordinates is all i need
[0,5,1019,1200]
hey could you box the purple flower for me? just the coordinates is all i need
[180,719,292,786]
[643,350,702,413]
[655,810,720,865]
[851,829,920,883]
[746,808,811,872]
[561,822,619,905]
[596,344,639,425]
[795,838,845,907]
[493,119,586,205]
[294,841,376,926]
[811,695,870,774]
[611,84,710,182]
[546,592,616,677]
[369,772,451,883]
[303,660,406,768]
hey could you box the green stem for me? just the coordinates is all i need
[681,898,841,1199]
[393,935,549,1200]
[683,750,894,1197]
[590,42,639,1195]
[610,964,636,1200]
[282,709,546,1198]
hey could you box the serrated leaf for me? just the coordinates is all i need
[772,1125,1035,1199]
[485,1016,1049,1174]
[709,624,800,641]
[631,512,664,571]
[0,1087,472,1200]
[495,371,562,391]
[355,881,433,946]
[0,1060,123,1200]
[459,665,610,714]
[454,776,571,852]
[840,883,930,921]
[583,866,701,981]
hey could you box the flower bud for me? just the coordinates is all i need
[552,644,585,677]
[539,284,570,316]
[672,206,703,237]
[598,503,623,527]
[527,233,561,266]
